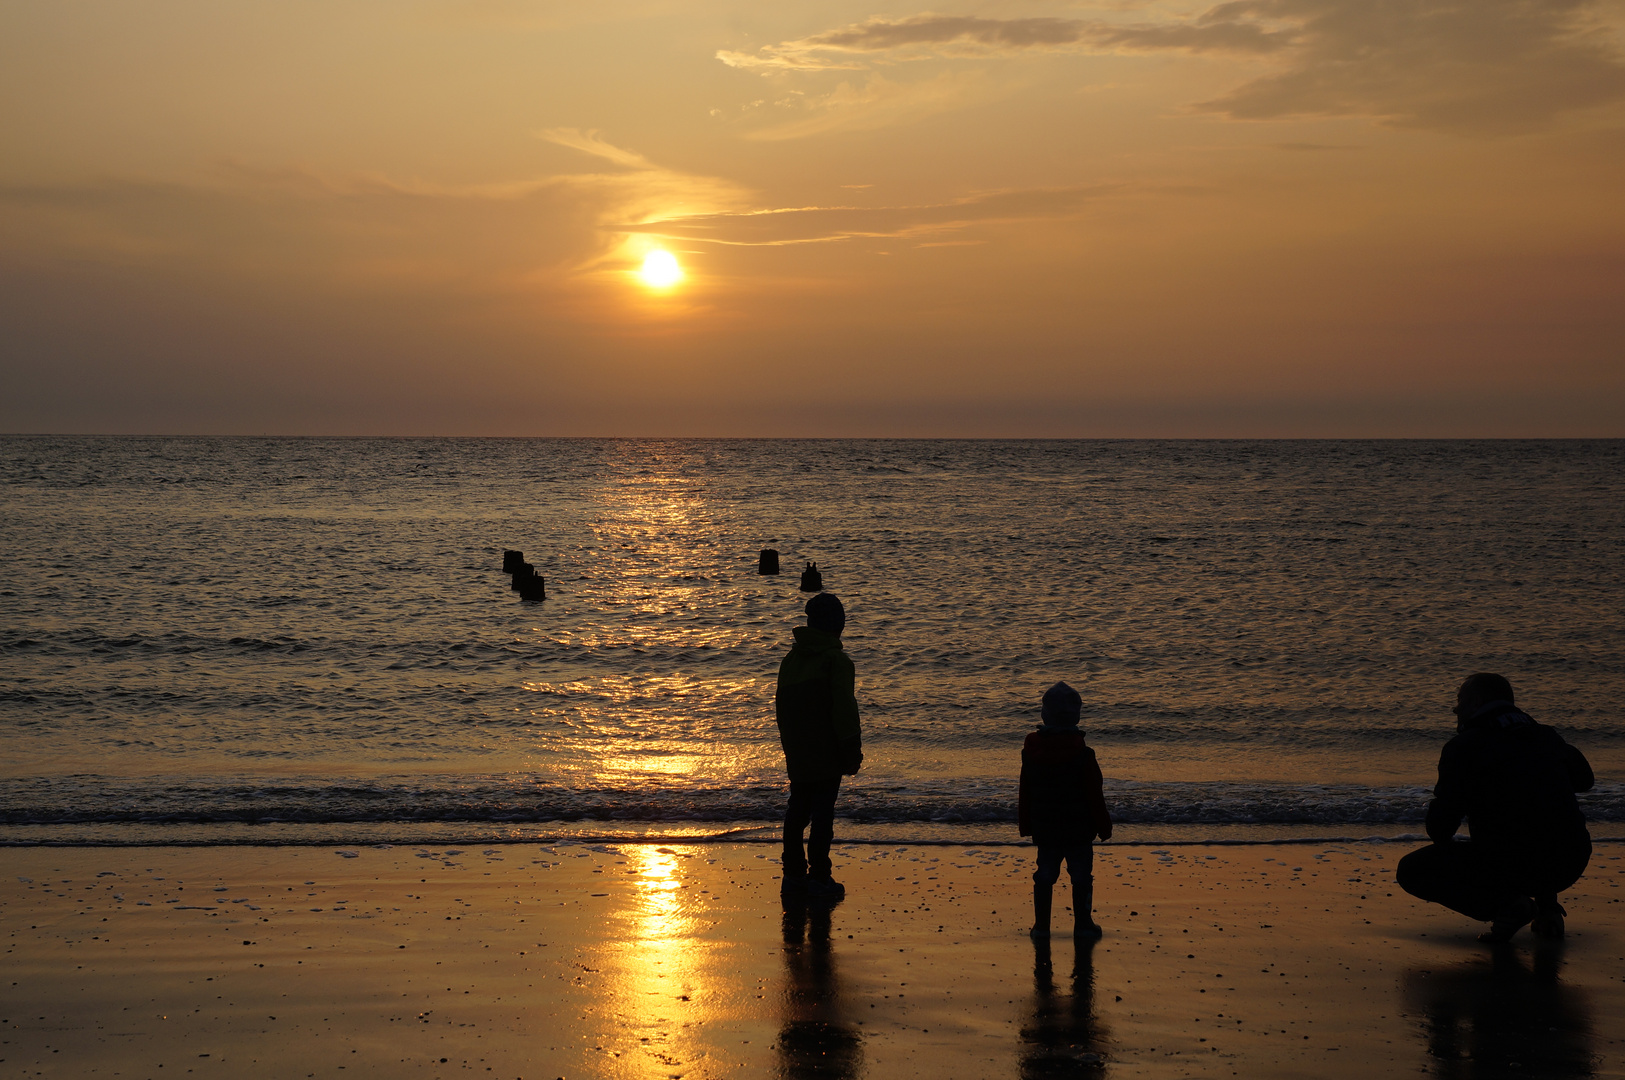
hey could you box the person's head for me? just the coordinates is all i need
[805,592,846,636]
[1041,681,1082,727]
[1454,672,1514,720]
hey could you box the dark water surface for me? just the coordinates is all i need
[2,438,1620,845]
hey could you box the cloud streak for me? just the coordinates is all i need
[717,11,1288,70]
[0,135,755,292]
[1194,0,1625,133]
[536,127,657,170]
[719,1,1625,133]
[614,185,1128,245]
[741,71,1005,141]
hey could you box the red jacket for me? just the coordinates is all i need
[1018,727,1112,842]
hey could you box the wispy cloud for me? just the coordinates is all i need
[719,1,1625,133]
[1194,0,1625,133]
[614,184,1128,245]
[1270,141,1357,151]
[717,11,1288,70]
[0,135,755,290]
[536,127,657,169]
[741,71,1005,141]
[532,129,754,232]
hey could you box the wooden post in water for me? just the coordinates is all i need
[517,571,546,601]
[758,549,780,575]
[502,550,525,574]
[799,561,823,592]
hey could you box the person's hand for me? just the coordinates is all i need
[1097,826,1113,842]
[840,749,864,776]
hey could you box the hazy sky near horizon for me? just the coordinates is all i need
[3,0,1624,436]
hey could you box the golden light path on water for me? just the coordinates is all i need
[577,440,748,1079]
[514,445,778,790]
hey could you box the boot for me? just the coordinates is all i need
[1031,883,1052,939]
[1074,882,1103,938]
[1479,895,1536,943]
[805,874,845,901]
[1531,894,1567,939]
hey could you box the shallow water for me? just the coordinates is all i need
[2,437,1620,844]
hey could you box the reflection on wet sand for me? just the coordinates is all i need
[610,846,704,1076]
[1405,943,1595,1078]
[777,898,863,1080]
[1021,938,1109,1078]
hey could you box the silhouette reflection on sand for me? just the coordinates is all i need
[776,896,863,1079]
[1404,942,1595,1078]
[1021,937,1110,1078]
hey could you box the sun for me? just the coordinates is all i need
[638,249,684,289]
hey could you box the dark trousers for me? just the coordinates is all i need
[783,777,841,876]
[1397,838,1591,921]
[1033,840,1093,887]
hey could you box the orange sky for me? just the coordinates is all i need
[3,0,1623,435]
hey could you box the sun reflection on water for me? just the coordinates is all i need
[516,672,775,783]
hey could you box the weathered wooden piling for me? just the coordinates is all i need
[510,562,534,590]
[758,549,780,575]
[517,573,546,601]
[799,561,823,592]
[502,550,525,574]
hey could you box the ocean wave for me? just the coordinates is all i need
[3,776,1620,827]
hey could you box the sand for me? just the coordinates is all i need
[3,840,1622,1079]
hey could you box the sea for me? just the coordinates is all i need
[1,437,1620,849]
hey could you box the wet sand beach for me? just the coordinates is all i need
[4,841,1622,1078]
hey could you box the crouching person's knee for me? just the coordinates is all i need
[1396,844,1439,900]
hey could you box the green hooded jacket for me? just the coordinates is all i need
[775,625,862,781]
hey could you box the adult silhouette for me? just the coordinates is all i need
[1397,673,1593,942]
[776,592,863,900]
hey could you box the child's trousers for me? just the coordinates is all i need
[1033,840,1093,887]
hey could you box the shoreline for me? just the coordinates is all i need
[5,825,1624,849]
[5,840,1622,1078]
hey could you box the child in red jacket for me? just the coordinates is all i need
[1019,681,1113,939]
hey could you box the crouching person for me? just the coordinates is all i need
[1019,681,1113,939]
[1396,672,1593,942]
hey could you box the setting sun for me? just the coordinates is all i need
[638,250,684,289]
